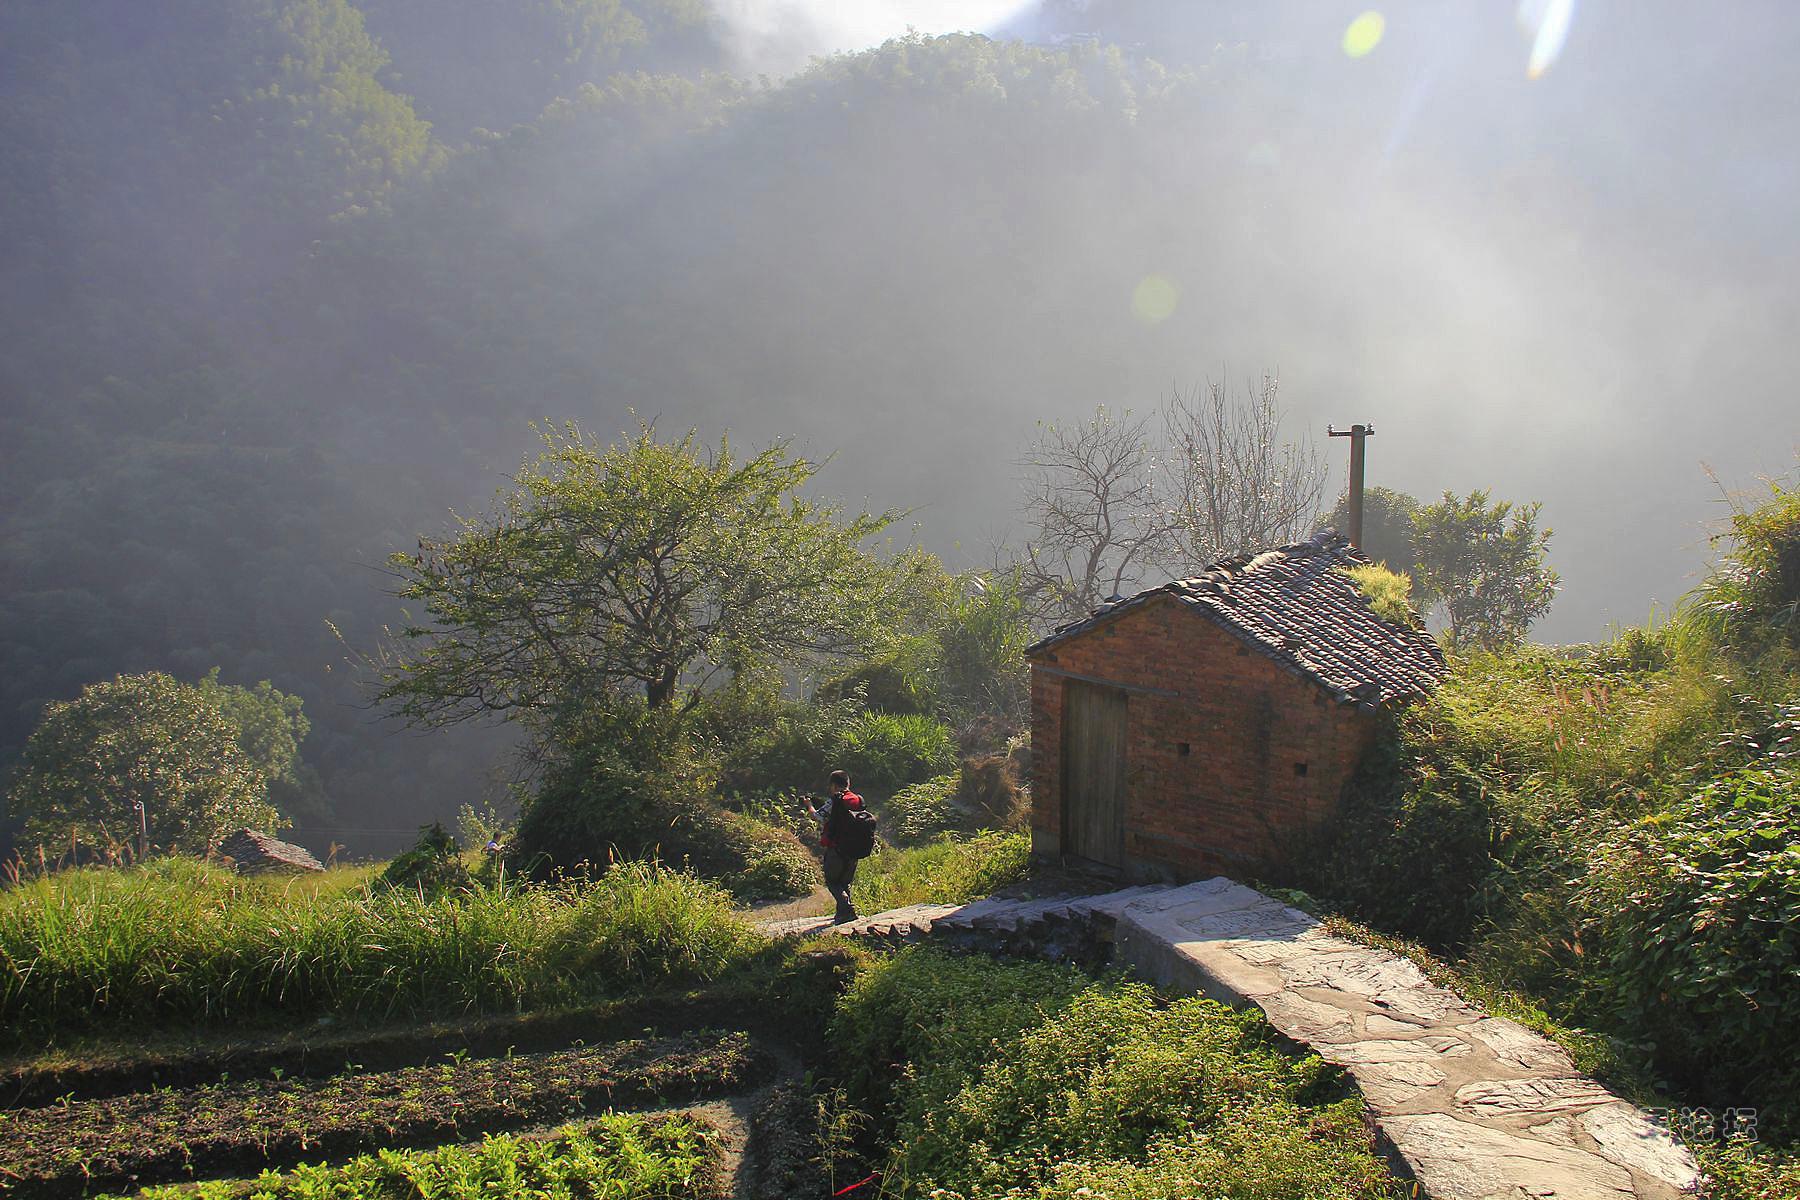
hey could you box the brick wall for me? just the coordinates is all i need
[1029,595,1379,880]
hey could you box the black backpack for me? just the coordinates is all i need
[827,796,878,860]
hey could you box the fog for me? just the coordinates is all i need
[712,0,1037,75]
[2,0,1795,849]
[720,0,1800,638]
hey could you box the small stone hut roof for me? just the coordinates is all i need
[217,828,325,873]
[1026,532,1447,709]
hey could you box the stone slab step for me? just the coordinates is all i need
[846,903,962,938]
[929,896,1016,930]
[1114,877,1699,1200]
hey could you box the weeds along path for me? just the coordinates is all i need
[0,1030,773,1198]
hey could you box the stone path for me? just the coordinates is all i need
[760,878,1701,1199]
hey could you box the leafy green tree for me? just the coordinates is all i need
[1411,490,1559,650]
[1324,486,1421,576]
[7,672,283,852]
[377,423,897,722]
[196,669,330,822]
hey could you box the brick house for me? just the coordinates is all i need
[1026,532,1446,879]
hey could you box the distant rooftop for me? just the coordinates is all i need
[1026,532,1447,708]
[216,828,325,873]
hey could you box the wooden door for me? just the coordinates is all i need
[1063,681,1127,867]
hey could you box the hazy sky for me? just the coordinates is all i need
[701,0,1799,640]
[713,0,1037,73]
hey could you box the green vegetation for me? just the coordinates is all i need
[828,950,1399,1199]
[7,672,309,853]
[1410,488,1560,650]
[849,830,1031,915]
[9,1030,751,1196]
[881,773,966,843]
[115,1115,723,1200]
[1335,562,1418,627]
[1325,486,1422,577]
[509,703,820,900]
[377,423,895,721]
[0,857,758,1045]
[1286,479,1800,1143]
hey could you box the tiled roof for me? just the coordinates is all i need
[217,828,325,873]
[1025,532,1447,708]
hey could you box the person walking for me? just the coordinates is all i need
[807,769,873,925]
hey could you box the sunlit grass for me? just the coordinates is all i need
[0,857,759,1044]
[850,829,1029,913]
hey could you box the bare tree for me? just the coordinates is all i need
[1017,406,1170,627]
[1159,371,1326,573]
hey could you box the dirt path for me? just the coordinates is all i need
[745,885,832,923]
[637,1042,805,1200]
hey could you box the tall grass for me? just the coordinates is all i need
[850,830,1029,913]
[0,857,759,1045]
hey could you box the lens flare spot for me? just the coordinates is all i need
[1342,11,1386,59]
[1518,0,1575,79]
[1131,274,1180,324]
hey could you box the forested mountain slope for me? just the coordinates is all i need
[2,1,1793,852]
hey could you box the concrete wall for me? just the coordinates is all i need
[1029,596,1377,879]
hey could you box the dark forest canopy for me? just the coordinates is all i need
[2,1,1795,853]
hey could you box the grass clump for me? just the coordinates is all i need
[850,829,1029,913]
[1336,561,1418,627]
[0,857,759,1046]
[828,950,1398,1200]
[112,1113,723,1199]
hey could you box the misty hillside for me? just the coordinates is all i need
[2,0,1795,852]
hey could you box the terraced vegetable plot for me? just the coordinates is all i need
[0,1030,771,1198]
[114,1114,726,1200]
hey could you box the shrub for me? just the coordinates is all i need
[815,643,936,715]
[722,693,865,797]
[510,711,814,901]
[723,699,957,800]
[850,829,1029,913]
[828,952,1394,1200]
[721,810,822,899]
[883,773,965,843]
[955,747,1028,828]
[379,822,474,894]
[833,711,956,797]
[1685,474,1800,647]
[1579,753,1800,1130]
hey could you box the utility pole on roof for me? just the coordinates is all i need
[1328,424,1374,550]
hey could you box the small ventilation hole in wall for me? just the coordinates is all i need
[1177,742,1191,756]
[1294,761,1309,777]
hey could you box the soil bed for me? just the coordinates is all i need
[0,1029,770,1198]
[1,943,862,1109]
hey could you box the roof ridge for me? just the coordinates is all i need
[1025,535,1444,707]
